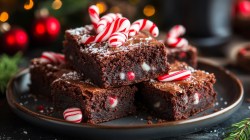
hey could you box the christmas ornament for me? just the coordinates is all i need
[236,1,250,17]
[1,23,29,54]
[32,16,60,43]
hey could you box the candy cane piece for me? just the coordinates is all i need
[63,108,82,123]
[157,70,191,82]
[97,13,122,33]
[88,5,100,30]
[95,17,130,42]
[108,32,128,47]
[129,19,159,37]
[81,35,96,44]
[167,25,186,38]
[167,37,189,48]
[40,52,65,64]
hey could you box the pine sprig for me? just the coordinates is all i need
[224,118,250,140]
[0,53,22,94]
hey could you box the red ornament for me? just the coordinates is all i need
[1,28,29,54]
[32,16,60,43]
[236,1,250,17]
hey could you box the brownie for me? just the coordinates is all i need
[237,45,250,72]
[29,54,72,96]
[51,71,137,124]
[63,25,170,88]
[139,61,216,121]
[164,40,198,68]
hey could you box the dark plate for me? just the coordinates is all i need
[6,60,243,140]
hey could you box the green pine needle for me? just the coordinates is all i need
[0,53,22,94]
[224,118,250,140]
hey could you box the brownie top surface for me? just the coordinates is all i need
[65,25,164,58]
[148,61,216,93]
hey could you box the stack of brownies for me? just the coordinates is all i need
[29,6,216,124]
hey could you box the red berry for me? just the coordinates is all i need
[127,72,135,81]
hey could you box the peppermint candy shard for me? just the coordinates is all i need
[63,107,82,123]
[40,52,65,64]
[157,70,191,82]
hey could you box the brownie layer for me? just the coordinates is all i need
[51,72,137,124]
[139,61,216,120]
[63,25,170,88]
[166,45,198,68]
[29,58,70,96]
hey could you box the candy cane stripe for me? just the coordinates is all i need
[158,70,191,82]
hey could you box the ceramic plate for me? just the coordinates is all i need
[6,60,243,139]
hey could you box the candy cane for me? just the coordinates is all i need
[95,17,130,42]
[97,13,122,33]
[166,25,189,48]
[63,108,82,123]
[88,5,100,30]
[167,25,186,38]
[108,32,128,47]
[81,17,130,44]
[129,19,159,37]
[157,70,191,82]
[40,52,65,64]
[167,37,188,48]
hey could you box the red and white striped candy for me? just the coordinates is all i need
[157,70,191,82]
[108,32,128,47]
[63,108,82,123]
[129,19,159,37]
[108,96,118,108]
[81,35,96,44]
[166,25,188,48]
[97,13,122,33]
[94,17,130,43]
[40,52,65,64]
[88,5,100,30]
[167,37,188,48]
[167,25,186,38]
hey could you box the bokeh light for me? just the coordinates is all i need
[143,5,155,17]
[96,2,107,14]
[24,0,34,10]
[52,0,62,10]
[0,12,9,22]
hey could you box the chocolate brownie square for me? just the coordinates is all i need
[51,71,137,124]
[139,61,216,121]
[63,25,170,88]
[29,52,72,96]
